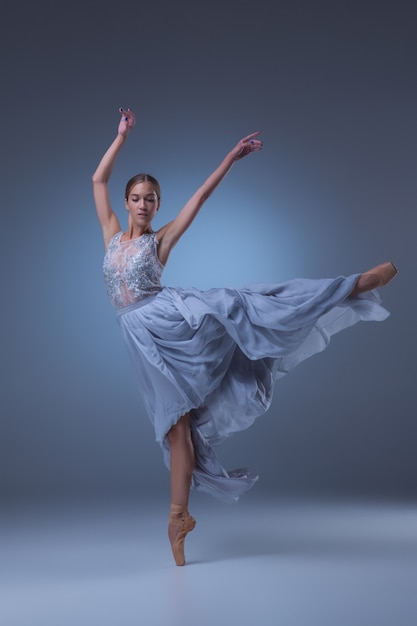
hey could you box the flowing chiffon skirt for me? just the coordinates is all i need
[117,275,389,501]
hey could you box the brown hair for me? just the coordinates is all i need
[124,173,161,201]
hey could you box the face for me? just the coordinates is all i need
[125,181,160,227]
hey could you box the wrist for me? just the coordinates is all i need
[225,149,237,164]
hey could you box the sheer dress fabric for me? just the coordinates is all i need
[104,231,389,501]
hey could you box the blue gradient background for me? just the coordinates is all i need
[2,0,416,503]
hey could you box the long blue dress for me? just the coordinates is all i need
[103,231,389,501]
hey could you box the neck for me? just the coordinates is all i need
[125,223,153,239]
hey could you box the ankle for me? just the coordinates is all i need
[170,503,188,512]
[169,504,188,521]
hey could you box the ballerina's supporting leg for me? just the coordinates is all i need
[351,261,398,295]
[166,412,196,566]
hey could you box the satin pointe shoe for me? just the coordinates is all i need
[168,504,196,566]
[353,261,398,294]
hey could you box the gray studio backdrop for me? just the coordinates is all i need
[2,0,416,503]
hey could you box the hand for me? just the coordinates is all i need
[232,131,263,161]
[118,107,136,137]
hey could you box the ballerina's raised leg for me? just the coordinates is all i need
[166,412,196,566]
[352,261,398,295]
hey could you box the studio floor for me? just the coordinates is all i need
[1,496,416,626]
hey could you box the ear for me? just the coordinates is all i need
[124,199,129,211]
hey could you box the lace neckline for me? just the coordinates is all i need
[118,231,154,244]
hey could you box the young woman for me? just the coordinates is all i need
[93,107,397,566]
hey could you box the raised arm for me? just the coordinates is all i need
[92,108,136,247]
[157,132,262,265]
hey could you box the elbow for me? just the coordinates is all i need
[200,189,211,204]
[92,174,106,185]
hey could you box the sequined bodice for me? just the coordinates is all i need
[103,231,164,309]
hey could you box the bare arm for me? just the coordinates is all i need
[157,132,262,265]
[92,108,136,247]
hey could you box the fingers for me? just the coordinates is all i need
[242,130,261,143]
[248,139,263,151]
[240,131,263,152]
[233,130,263,160]
[118,107,136,126]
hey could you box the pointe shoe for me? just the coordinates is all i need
[353,261,398,294]
[168,505,196,566]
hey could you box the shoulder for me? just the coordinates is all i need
[155,220,175,248]
[105,230,123,250]
[155,221,174,243]
[153,223,175,267]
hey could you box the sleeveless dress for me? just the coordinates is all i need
[103,231,389,501]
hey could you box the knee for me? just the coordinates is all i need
[167,413,191,444]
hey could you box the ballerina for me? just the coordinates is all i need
[93,107,397,566]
